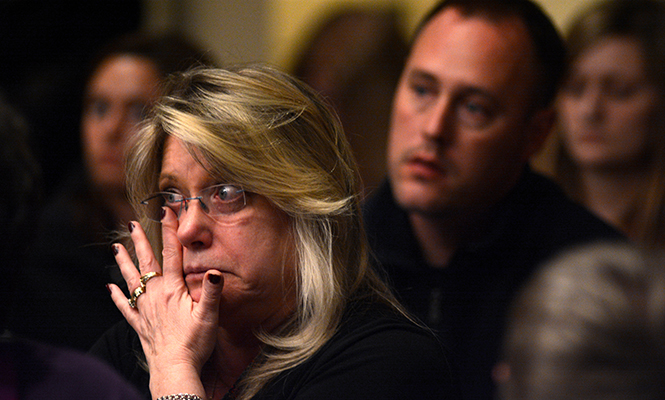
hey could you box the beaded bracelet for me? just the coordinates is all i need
[155,394,203,400]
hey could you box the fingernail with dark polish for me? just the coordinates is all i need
[105,284,112,295]
[128,222,135,233]
[208,274,221,284]
[160,207,166,220]
[111,244,119,255]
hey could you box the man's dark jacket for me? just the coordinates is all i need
[363,168,623,400]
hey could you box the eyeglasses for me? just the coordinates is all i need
[141,184,246,222]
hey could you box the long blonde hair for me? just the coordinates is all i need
[125,65,402,399]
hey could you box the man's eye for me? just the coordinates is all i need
[413,85,429,96]
[457,99,494,128]
[410,82,435,98]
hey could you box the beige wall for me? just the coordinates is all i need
[144,0,602,69]
[143,0,268,67]
[266,0,438,69]
[268,0,601,70]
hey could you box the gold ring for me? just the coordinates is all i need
[140,271,162,286]
[128,285,145,309]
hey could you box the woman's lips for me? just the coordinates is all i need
[184,265,228,280]
[184,264,213,279]
[185,271,207,280]
[573,127,607,143]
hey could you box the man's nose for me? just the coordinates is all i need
[422,98,454,142]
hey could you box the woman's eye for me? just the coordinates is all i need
[215,185,242,202]
[163,192,182,204]
[605,82,638,99]
[561,77,585,98]
[208,185,246,215]
[85,99,110,119]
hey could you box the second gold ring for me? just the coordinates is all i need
[140,271,162,286]
[128,285,145,309]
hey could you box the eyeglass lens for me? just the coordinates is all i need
[140,184,245,222]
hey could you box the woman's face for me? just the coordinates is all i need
[557,37,659,170]
[159,137,297,331]
[82,55,161,193]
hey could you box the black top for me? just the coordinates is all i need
[8,168,126,351]
[90,300,462,400]
[363,168,624,400]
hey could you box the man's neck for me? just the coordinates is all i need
[406,179,516,269]
[409,212,470,269]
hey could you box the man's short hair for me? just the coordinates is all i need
[414,0,566,109]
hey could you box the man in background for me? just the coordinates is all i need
[363,1,623,398]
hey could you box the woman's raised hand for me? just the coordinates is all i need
[107,207,224,397]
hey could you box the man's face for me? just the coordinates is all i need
[387,8,547,218]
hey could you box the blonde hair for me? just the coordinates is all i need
[499,242,665,400]
[125,65,401,399]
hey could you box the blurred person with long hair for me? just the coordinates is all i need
[9,32,215,351]
[554,0,665,248]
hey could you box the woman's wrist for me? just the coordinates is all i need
[156,395,204,400]
[150,366,205,400]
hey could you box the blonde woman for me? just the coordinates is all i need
[94,65,459,400]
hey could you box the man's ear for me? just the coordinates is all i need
[523,107,555,160]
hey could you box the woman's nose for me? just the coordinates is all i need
[179,197,205,216]
[176,199,213,250]
[580,86,604,122]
